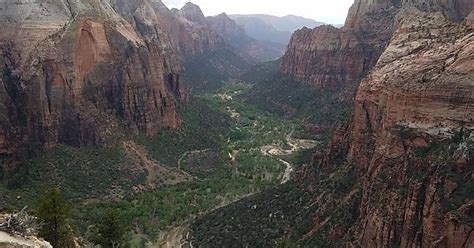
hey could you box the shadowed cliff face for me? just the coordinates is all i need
[280,0,474,88]
[0,0,184,156]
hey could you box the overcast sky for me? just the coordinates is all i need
[162,0,354,24]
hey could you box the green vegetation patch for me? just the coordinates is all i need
[73,174,276,240]
[137,97,231,169]
[182,49,254,93]
[191,164,362,248]
[0,145,146,210]
[239,61,354,129]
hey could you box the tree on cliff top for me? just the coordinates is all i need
[36,188,74,247]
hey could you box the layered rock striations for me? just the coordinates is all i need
[314,7,474,247]
[111,0,225,59]
[190,2,473,247]
[171,2,226,57]
[0,0,274,156]
[112,1,272,61]
[280,1,395,87]
[0,0,184,156]
[280,0,473,88]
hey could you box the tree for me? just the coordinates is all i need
[36,188,74,248]
[91,209,129,248]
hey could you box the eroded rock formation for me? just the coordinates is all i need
[111,0,225,59]
[190,2,473,247]
[0,0,184,156]
[314,7,474,247]
[280,0,473,88]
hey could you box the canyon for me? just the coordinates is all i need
[0,0,282,158]
[318,6,474,246]
[0,0,472,247]
[0,0,185,157]
[191,0,474,247]
[280,0,474,88]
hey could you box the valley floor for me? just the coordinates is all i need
[0,79,323,247]
[146,82,321,246]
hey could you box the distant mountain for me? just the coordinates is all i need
[230,14,323,32]
[207,13,284,61]
[230,14,324,45]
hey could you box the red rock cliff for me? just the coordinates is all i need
[314,7,474,247]
[0,0,184,155]
[280,0,398,87]
[280,0,473,88]
[112,0,225,58]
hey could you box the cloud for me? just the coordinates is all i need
[162,0,354,24]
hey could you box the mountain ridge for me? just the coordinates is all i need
[229,14,324,50]
[230,14,324,32]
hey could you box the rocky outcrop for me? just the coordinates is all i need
[111,0,225,58]
[0,231,52,248]
[280,0,397,87]
[315,7,474,247]
[178,2,207,24]
[0,0,184,156]
[111,1,274,62]
[171,2,226,57]
[280,0,474,88]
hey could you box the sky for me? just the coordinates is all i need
[162,0,354,24]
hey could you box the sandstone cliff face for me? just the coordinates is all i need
[315,7,474,247]
[207,13,249,43]
[189,2,473,247]
[171,2,225,57]
[280,0,474,88]
[178,2,207,24]
[112,0,225,58]
[0,0,184,156]
[281,0,398,87]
